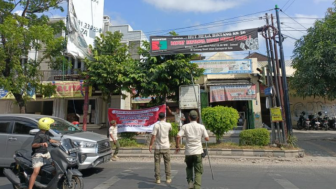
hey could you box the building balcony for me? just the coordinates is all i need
[40,69,85,81]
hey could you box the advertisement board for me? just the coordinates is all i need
[0,88,36,100]
[210,84,256,102]
[150,28,259,56]
[67,0,105,58]
[179,85,200,109]
[43,81,92,98]
[271,107,283,122]
[108,105,166,133]
[191,59,252,74]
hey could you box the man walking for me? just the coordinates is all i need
[149,112,172,184]
[176,110,209,189]
[167,106,185,129]
[109,120,120,161]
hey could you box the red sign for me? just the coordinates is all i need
[210,85,257,102]
[108,105,166,133]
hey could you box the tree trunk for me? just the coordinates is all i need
[13,93,26,113]
[216,137,221,144]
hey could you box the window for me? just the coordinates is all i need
[13,122,36,135]
[0,122,12,133]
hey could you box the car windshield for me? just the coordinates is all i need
[37,117,82,134]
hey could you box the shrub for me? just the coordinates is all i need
[169,122,179,141]
[202,106,239,143]
[120,132,137,139]
[118,138,141,147]
[239,128,270,146]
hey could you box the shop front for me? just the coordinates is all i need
[208,84,259,129]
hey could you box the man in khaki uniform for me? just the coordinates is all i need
[149,112,172,184]
[176,110,209,189]
[109,120,120,161]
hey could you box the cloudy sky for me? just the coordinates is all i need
[44,0,334,60]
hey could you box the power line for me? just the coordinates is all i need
[284,0,296,12]
[282,33,299,41]
[143,9,274,35]
[281,23,306,34]
[282,0,292,10]
[280,10,308,29]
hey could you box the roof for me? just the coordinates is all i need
[245,52,268,61]
[207,52,234,60]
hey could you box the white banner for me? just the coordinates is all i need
[67,0,104,58]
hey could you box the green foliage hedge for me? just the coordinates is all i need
[239,128,270,146]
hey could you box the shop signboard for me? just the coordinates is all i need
[67,0,105,58]
[43,81,92,98]
[270,107,283,122]
[179,84,200,109]
[0,87,36,100]
[108,105,166,133]
[191,59,252,74]
[210,84,256,102]
[150,28,259,56]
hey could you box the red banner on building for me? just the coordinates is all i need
[108,105,166,133]
[210,85,257,102]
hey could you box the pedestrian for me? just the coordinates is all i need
[167,106,186,129]
[109,120,120,161]
[176,110,209,189]
[149,112,172,184]
[29,117,59,189]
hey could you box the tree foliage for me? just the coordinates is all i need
[0,0,65,113]
[202,106,239,143]
[131,33,204,105]
[83,31,135,101]
[290,2,336,100]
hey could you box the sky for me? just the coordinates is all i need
[42,0,335,60]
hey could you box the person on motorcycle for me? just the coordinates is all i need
[28,117,59,189]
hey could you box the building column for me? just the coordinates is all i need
[74,57,78,74]
[81,60,85,71]
[67,57,72,74]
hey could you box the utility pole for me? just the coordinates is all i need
[264,14,282,143]
[275,5,293,135]
[82,77,89,131]
[263,13,276,143]
[271,14,287,142]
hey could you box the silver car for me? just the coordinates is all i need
[0,114,112,170]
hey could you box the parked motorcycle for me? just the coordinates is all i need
[321,112,329,130]
[297,111,306,130]
[3,133,83,189]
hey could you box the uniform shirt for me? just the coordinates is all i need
[32,131,51,155]
[177,121,209,155]
[171,112,185,126]
[152,121,172,150]
[109,126,118,141]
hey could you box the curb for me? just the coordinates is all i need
[118,148,305,158]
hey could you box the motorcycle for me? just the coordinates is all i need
[321,112,329,130]
[297,111,307,130]
[3,132,83,189]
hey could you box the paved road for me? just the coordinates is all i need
[1,159,336,189]
[294,130,336,157]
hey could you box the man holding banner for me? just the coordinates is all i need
[149,112,172,184]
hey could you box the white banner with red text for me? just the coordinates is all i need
[108,105,166,133]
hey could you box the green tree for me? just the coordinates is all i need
[290,2,336,100]
[202,106,239,143]
[0,0,65,113]
[131,33,204,104]
[83,31,135,102]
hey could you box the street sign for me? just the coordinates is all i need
[179,84,200,109]
[270,107,283,122]
[264,87,272,96]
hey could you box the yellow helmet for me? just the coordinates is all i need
[38,117,55,131]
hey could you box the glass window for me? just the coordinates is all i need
[0,122,12,133]
[13,122,36,135]
[35,118,82,134]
